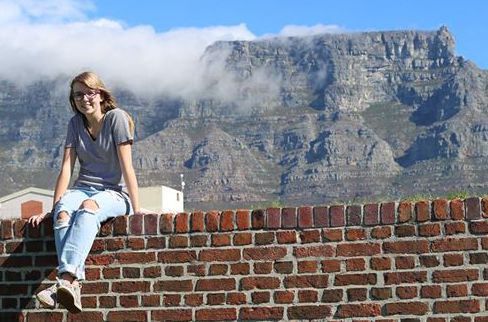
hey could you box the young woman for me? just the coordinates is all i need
[28,71,140,314]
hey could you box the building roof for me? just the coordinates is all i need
[0,187,54,203]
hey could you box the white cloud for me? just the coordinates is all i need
[277,24,345,37]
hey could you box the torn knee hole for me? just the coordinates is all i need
[54,217,70,229]
[80,199,99,212]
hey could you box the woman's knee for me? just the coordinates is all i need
[54,211,70,229]
[79,199,99,212]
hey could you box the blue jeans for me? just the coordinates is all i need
[53,186,132,280]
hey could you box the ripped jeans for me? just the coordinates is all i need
[54,186,132,280]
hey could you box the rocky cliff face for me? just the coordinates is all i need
[1,27,487,209]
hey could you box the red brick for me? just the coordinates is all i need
[152,309,192,322]
[420,255,440,267]
[346,258,365,271]
[209,264,228,275]
[322,289,344,302]
[190,211,204,232]
[85,267,101,280]
[384,271,427,285]
[433,199,448,220]
[144,213,158,235]
[67,311,103,321]
[398,202,412,223]
[274,290,294,304]
[102,267,120,279]
[187,264,205,276]
[185,294,203,306]
[381,202,395,224]
[274,261,293,274]
[0,219,13,239]
[294,245,334,258]
[220,210,234,231]
[255,232,274,245]
[421,285,442,298]
[27,312,64,322]
[445,221,466,235]
[236,210,250,230]
[444,253,464,266]
[127,237,145,250]
[206,293,225,305]
[240,276,280,290]
[85,254,115,266]
[483,197,488,218]
[416,201,430,222]
[433,269,478,282]
[384,301,429,315]
[206,211,219,231]
[115,251,156,264]
[112,281,150,293]
[371,257,391,270]
[165,265,184,277]
[364,204,379,225]
[244,246,286,260]
[143,266,161,278]
[323,228,343,241]
[277,231,297,244]
[146,236,165,249]
[168,235,188,248]
[370,287,392,300]
[233,232,252,245]
[120,295,139,307]
[106,238,124,251]
[81,282,109,294]
[99,296,116,308]
[142,295,160,307]
[371,226,392,239]
[383,240,429,254]
[266,207,281,228]
[284,274,328,288]
[226,292,246,305]
[254,261,272,274]
[337,242,380,257]
[472,283,488,296]
[346,205,362,226]
[446,284,468,297]
[431,238,478,252]
[282,207,297,228]
[130,214,143,235]
[336,304,381,318]
[251,291,270,304]
[298,290,318,302]
[154,280,193,292]
[334,273,376,286]
[396,286,417,299]
[395,256,415,269]
[395,224,416,237]
[288,305,332,319]
[347,288,367,301]
[239,307,283,320]
[158,250,197,263]
[175,212,189,233]
[108,311,148,322]
[346,228,366,241]
[299,229,320,243]
[195,278,236,291]
[434,299,480,313]
[298,260,318,273]
[251,209,265,229]
[466,197,481,220]
[314,206,329,227]
[322,259,341,272]
[330,205,345,227]
[450,199,465,220]
[190,235,207,247]
[298,206,313,228]
[160,213,173,233]
[199,249,240,262]
[469,220,488,234]
[196,308,236,321]
[211,234,231,247]
[419,222,441,236]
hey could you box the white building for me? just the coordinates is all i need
[0,185,184,219]
[0,187,54,220]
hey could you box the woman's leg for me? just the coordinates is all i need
[58,188,131,281]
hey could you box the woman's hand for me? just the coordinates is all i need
[28,212,51,228]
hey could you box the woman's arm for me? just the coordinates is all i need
[117,142,140,213]
[28,147,76,227]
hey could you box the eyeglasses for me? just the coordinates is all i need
[72,90,100,101]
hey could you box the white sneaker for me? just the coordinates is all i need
[57,280,82,314]
[36,282,58,309]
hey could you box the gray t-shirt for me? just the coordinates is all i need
[65,108,133,192]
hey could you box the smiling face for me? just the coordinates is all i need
[71,81,104,118]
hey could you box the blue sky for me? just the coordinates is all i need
[0,0,485,95]
[89,0,488,69]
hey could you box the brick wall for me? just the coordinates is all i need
[1,197,488,321]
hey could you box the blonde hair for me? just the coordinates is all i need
[69,71,135,135]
